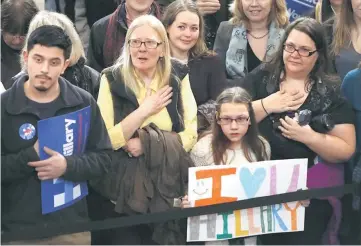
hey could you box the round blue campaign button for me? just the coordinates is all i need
[19,123,36,140]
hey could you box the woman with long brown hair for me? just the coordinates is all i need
[163,0,227,133]
[162,0,226,106]
[330,0,361,80]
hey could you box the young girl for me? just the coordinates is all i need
[181,87,270,245]
[182,87,310,244]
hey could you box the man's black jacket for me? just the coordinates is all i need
[1,74,113,233]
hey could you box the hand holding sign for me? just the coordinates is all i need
[28,146,67,180]
[181,195,191,209]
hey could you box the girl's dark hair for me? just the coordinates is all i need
[212,87,268,165]
[266,17,339,91]
[1,0,39,35]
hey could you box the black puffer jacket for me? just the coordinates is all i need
[62,57,100,99]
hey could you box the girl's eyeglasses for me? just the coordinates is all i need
[217,116,250,125]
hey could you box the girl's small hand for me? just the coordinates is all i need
[300,199,310,207]
[299,188,310,207]
[181,195,191,209]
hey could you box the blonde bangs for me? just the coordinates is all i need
[113,15,172,94]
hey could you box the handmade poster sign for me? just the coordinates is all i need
[186,159,308,242]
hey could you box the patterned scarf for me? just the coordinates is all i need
[103,1,161,68]
[225,22,284,79]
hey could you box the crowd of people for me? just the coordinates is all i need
[1,0,361,245]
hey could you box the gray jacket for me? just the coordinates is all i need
[213,21,244,86]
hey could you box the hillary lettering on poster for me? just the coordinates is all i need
[187,159,308,242]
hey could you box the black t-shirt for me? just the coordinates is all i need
[27,96,63,120]
[244,67,355,167]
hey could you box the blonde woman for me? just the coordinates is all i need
[329,0,361,80]
[214,0,288,84]
[17,10,100,98]
[94,15,197,244]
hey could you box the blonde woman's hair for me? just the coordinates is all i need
[162,0,212,58]
[112,15,172,94]
[331,0,358,55]
[21,10,85,68]
[314,1,322,23]
[229,0,289,28]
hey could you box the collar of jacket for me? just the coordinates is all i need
[102,67,139,108]
[4,72,84,116]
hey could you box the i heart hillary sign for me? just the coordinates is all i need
[187,159,308,242]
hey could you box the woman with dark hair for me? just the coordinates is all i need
[1,0,39,88]
[244,17,356,245]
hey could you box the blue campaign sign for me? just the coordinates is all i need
[38,106,91,215]
[286,0,318,21]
